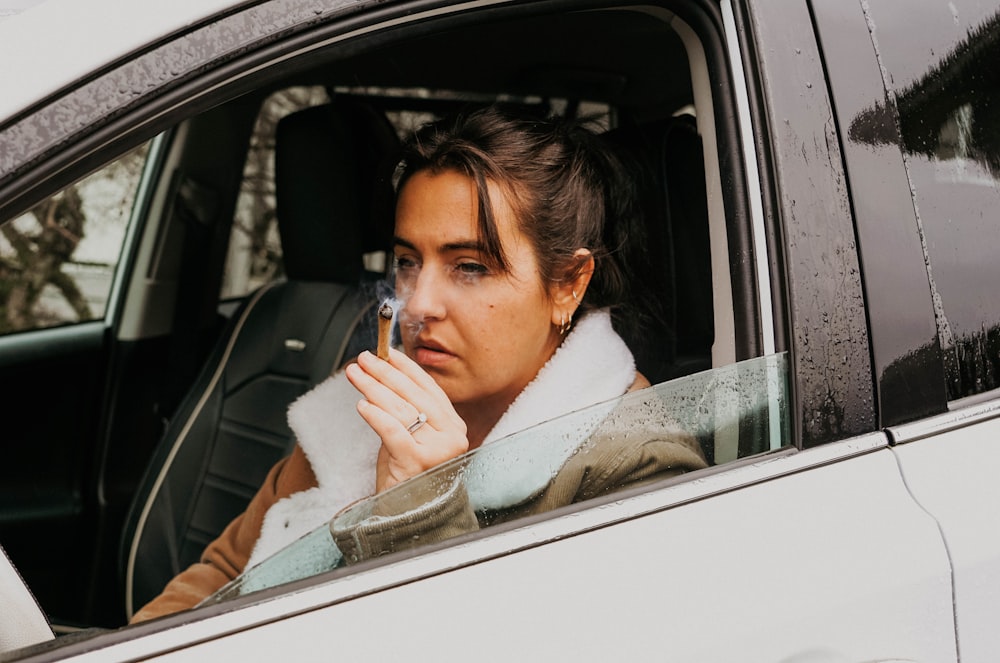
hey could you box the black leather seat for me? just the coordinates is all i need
[120,98,399,618]
[604,115,715,462]
[605,114,714,385]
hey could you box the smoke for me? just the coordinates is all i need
[358,273,423,353]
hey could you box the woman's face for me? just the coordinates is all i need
[393,168,561,421]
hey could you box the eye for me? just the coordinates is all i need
[455,261,489,276]
[393,255,420,272]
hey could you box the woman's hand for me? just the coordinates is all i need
[345,348,469,493]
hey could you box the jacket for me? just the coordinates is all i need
[330,390,708,563]
[131,310,707,622]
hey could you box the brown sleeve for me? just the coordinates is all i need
[130,445,316,623]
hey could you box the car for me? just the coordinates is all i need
[1,0,998,660]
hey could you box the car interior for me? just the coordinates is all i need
[0,0,762,634]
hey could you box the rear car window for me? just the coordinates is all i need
[0,143,149,335]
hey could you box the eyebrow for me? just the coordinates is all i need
[392,236,486,253]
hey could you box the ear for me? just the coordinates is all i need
[550,248,595,327]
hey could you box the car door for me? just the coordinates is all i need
[0,142,158,626]
[813,1,1000,660]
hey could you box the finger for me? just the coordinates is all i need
[355,351,455,425]
[386,347,451,400]
[355,398,414,445]
[357,399,460,465]
[345,361,422,424]
[348,356,460,440]
[357,400,427,472]
[384,348,465,428]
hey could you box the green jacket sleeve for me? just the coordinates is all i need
[330,466,480,563]
[329,428,707,565]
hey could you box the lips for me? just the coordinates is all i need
[412,336,455,367]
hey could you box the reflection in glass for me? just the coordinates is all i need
[850,9,1000,178]
[848,6,1000,399]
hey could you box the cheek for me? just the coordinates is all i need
[475,298,545,343]
[457,301,507,348]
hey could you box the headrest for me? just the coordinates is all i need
[602,115,712,383]
[275,99,400,282]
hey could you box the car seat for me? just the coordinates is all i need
[120,98,400,619]
[603,113,715,462]
[604,115,713,381]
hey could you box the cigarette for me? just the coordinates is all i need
[376,302,393,360]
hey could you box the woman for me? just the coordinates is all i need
[131,105,707,622]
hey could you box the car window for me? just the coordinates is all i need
[0,0,791,634]
[168,0,768,612]
[858,2,1000,399]
[205,352,789,602]
[0,142,149,334]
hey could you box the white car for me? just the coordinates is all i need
[1,0,998,660]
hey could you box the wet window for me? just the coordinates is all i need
[205,353,789,601]
[861,1,1000,399]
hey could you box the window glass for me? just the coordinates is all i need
[0,142,149,334]
[205,352,789,602]
[860,2,1000,398]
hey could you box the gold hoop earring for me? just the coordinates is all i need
[559,313,571,335]
[571,290,580,303]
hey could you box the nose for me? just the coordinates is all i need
[400,265,446,324]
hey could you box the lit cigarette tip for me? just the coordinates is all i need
[376,302,393,360]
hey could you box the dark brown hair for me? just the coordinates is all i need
[395,105,646,327]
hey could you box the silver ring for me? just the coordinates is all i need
[406,412,428,433]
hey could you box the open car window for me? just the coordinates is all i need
[1,0,797,637]
[205,352,789,604]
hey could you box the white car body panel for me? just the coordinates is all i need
[0,0,48,18]
[0,0,242,123]
[0,546,53,651]
[70,440,953,663]
[892,404,1000,662]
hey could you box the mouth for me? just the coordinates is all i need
[412,336,455,367]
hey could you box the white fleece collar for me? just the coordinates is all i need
[469,309,635,508]
[247,309,634,567]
